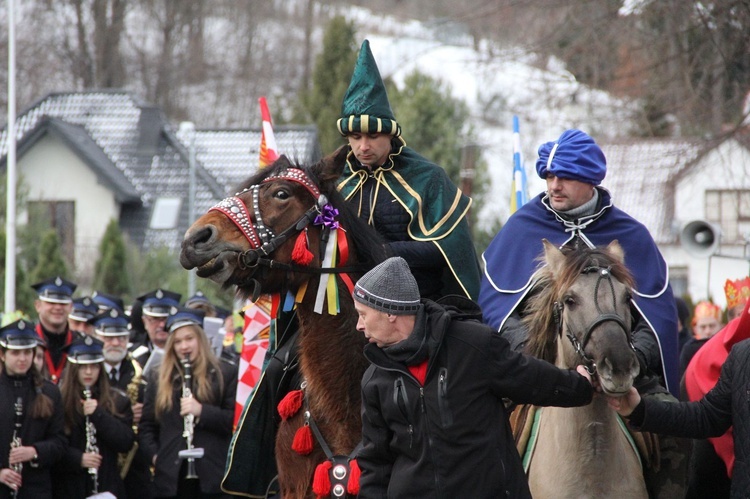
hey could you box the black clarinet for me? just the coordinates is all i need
[181,355,199,480]
[10,397,23,499]
[83,386,99,495]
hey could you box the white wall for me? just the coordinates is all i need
[19,134,120,286]
[667,138,750,308]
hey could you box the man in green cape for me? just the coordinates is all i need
[336,40,480,300]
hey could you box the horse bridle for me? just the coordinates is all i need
[553,265,634,376]
[208,167,365,300]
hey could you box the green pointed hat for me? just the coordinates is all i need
[337,40,401,137]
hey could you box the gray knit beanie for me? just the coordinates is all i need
[353,257,420,315]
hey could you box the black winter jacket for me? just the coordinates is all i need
[359,299,593,498]
[0,372,66,499]
[630,338,750,499]
[51,388,134,499]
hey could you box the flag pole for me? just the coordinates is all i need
[4,0,17,314]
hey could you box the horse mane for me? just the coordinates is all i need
[237,151,387,272]
[522,244,635,363]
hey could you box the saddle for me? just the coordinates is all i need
[509,403,661,473]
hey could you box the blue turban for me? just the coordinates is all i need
[535,129,606,185]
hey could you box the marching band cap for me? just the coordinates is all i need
[69,296,99,322]
[64,334,105,364]
[0,320,39,350]
[536,129,607,185]
[185,291,211,308]
[31,276,77,304]
[92,291,125,314]
[337,40,401,137]
[353,257,420,315]
[166,307,205,334]
[138,289,182,317]
[89,308,131,336]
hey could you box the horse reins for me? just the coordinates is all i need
[553,265,633,375]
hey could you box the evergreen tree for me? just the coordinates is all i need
[29,230,69,284]
[94,219,131,297]
[294,15,358,155]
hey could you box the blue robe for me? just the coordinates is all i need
[479,188,679,395]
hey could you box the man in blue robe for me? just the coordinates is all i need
[479,129,686,496]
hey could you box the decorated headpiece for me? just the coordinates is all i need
[337,40,401,137]
[692,301,722,327]
[536,129,606,185]
[724,277,750,311]
[64,335,105,365]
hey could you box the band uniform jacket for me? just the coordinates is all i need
[138,359,238,497]
[51,388,134,499]
[0,371,66,499]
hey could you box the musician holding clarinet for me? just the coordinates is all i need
[139,307,237,498]
[0,320,66,499]
[53,331,134,498]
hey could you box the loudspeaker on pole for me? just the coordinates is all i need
[680,220,721,258]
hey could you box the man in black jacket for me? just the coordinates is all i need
[355,257,594,498]
[609,334,750,498]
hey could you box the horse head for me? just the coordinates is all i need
[180,150,382,300]
[526,239,640,396]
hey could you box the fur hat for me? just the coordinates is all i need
[536,129,606,185]
[353,257,420,315]
[337,40,401,137]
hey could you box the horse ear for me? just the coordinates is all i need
[316,145,350,182]
[542,239,565,276]
[606,240,626,263]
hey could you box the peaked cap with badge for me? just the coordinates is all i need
[90,308,131,336]
[69,296,99,322]
[91,291,125,314]
[335,40,481,300]
[166,307,206,334]
[32,276,77,304]
[0,319,40,349]
[64,334,105,364]
[138,289,182,317]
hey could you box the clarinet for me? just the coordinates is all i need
[181,355,199,480]
[83,386,100,495]
[9,397,23,499]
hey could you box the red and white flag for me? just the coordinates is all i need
[234,297,272,426]
[258,97,279,168]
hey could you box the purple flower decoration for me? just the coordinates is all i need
[314,204,340,230]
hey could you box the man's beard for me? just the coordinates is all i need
[104,347,127,364]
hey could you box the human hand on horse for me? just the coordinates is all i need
[605,386,641,416]
[575,365,599,390]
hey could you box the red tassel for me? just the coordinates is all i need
[312,461,332,498]
[347,458,361,495]
[277,389,303,421]
[291,230,313,265]
[291,424,314,455]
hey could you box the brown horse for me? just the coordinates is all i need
[518,240,647,498]
[179,153,386,498]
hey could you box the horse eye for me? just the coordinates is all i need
[273,189,290,200]
[564,296,576,308]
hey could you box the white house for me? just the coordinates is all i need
[1,90,321,288]
[602,131,750,309]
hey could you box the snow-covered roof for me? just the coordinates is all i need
[601,138,709,243]
[0,90,320,253]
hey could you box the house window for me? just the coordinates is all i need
[669,266,689,301]
[705,190,750,244]
[27,201,76,267]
